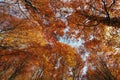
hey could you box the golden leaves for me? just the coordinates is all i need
[0,0,120,80]
[0,20,46,49]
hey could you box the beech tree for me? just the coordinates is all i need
[0,0,120,80]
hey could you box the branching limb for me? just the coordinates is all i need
[24,0,38,13]
[102,0,111,23]
[109,0,115,8]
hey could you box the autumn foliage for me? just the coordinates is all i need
[0,0,120,80]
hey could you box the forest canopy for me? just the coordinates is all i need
[0,0,120,80]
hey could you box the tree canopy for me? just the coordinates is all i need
[0,0,120,80]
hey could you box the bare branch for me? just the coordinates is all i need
[102,0,111,23]
[109,0,115,8]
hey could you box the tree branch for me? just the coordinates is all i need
[102,0,111,23]
[109,0,115,8]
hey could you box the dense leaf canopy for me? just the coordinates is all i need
[0,0,120,80]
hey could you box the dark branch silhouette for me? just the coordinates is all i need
[102,0,111,23]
